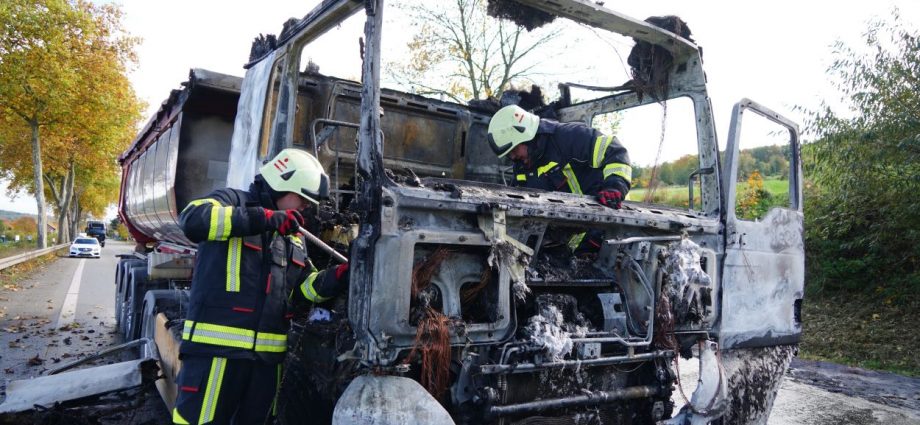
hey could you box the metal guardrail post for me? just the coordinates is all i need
[0,243,69,271]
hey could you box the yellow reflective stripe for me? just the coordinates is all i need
[603,163,633,184]
[301,271,331,303]
[184,322,256,349]
[226,238,242,292]
[182,320,285,353]
[563,164,583,195]
[208,206,220,240]
[182,198,221,213]
[288,235,303,249]
[182,320,194,340]
[196,322,255,338]
[199,357,227,424]
[172,408,190,425]
[272,364,282,416]
[208,206,233,241]
[592,136,614,168]
[255,332,287,353]
[220,207,233,240]
[516,174,527,182]
[568,232,586,251]
[537,161,559,176]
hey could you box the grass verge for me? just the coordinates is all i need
[0,250,62,291]
[800,290,920,377]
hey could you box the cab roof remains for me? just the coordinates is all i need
[246,0,700,68]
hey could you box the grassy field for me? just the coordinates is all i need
[628,178,789,209]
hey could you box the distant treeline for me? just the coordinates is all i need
[632,145,790,189]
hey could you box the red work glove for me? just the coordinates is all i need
[597,189,623,209]
[335,262,349,281]
[264,209,304,235]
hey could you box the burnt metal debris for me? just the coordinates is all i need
[627,16,695,101]
[486,0,556,31]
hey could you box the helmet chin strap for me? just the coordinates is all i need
[527,135,547,166]
[252,175,280,210]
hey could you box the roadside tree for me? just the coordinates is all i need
[0,0,141,246]
[803,9,920,296]
[386,0,559,102]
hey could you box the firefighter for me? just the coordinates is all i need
[172,149,348,424]
[487,104,632,252]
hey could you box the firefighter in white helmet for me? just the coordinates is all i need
[173,148,348,424]
[488,104,632,252]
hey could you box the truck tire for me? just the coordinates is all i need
[124,267,149,340]
[115,259,144,334]
[140,289,187,359]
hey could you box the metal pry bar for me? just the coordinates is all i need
[298,226,348,264]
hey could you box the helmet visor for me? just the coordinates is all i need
[301,173,330,203]
[487,133,514,157]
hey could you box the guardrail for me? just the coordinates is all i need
[0,243,68,272]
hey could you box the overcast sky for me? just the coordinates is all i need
[3,0,918,215]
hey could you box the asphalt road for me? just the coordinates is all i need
[1,240,919,424]
[0,240,129,391]
[675,356,920,424]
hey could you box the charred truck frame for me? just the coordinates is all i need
[2,1,804,424]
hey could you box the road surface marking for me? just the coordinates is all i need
[57,259,85,327]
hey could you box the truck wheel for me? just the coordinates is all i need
[140,289,185,359]
[115,259,144,333]
[124,267,149,340]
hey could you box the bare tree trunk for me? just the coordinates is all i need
[29,119,47,248]
[61,163,74,241]
[43,163,75,243]
[70,192,81,240]
[56,178,66,243]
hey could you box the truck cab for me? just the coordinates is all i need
[85,220,106,247]
[113,1,804,424]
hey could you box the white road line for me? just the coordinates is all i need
[57,259,86,327]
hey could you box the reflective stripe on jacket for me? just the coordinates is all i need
[178,178,338,363]
[513,120,632,197]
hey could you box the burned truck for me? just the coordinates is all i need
[1,1,804,424]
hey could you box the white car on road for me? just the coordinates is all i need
[69,237,101,258]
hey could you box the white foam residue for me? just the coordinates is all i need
[666,239,712,294]
[487,240,531,301]
[525,305,574,361]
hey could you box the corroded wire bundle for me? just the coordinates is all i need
[406,247,454,399]
[406,307,452,400]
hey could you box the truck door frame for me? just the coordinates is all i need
[717,98,805,349]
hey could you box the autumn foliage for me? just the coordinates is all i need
[0,0,142,246]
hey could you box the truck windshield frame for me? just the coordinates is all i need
[256,0,722,218]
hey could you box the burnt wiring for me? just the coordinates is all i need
[404,308,452,401]
[405,247,454,400]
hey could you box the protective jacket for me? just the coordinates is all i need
[513,120,632,197]
[177,176,341,364]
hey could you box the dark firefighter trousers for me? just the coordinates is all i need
[173,355,282,425]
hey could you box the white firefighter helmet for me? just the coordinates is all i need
[487,104,540,157]
[260,149,329,205]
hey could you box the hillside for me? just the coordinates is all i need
[0,210,33,221]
